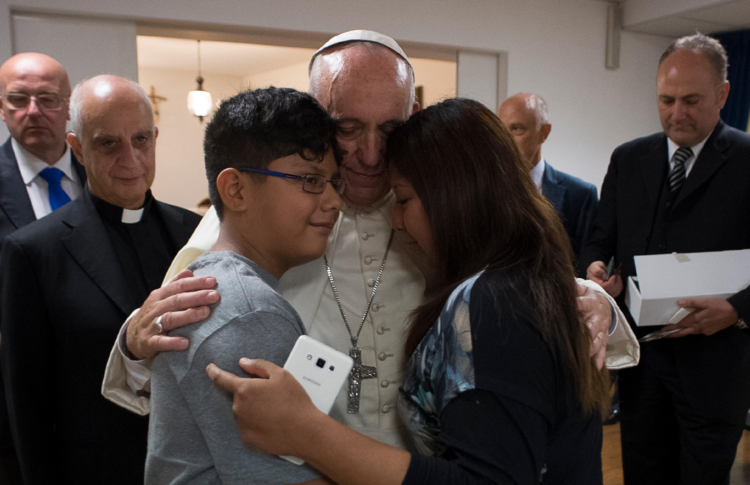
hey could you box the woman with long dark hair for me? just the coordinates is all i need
[207,98,610,484]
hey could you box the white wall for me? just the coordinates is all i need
[138,66,243,209]
[1,0,674,191]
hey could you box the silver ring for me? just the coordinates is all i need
[155,315,164,334]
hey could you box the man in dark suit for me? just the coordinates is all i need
[498,92,598,275]
[0,74,201,484]
[0,52,85,242]
[581,33,750,485]
[0,52,85,484]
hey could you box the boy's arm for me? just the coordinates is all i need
[145,355,218,484]
[182,311,323,485]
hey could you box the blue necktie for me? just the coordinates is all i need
[39,167,72,211]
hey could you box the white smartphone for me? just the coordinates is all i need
[280,335,354,465]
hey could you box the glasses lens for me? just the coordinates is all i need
[302,175,326,194]
[5,94,30,110]
[331,178,346,195]
[37,94,62,110]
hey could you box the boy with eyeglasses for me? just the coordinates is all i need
[145,87,343,485]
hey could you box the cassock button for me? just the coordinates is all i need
[382,405,390,413]
[367,279,376,288]
[377,327,385,335]
[372,304,380,312]
[378,352,387,361]
[381,380,389,388]
[361,232,369,240]
[365,256,373,264]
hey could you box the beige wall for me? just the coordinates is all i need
[411,57,456,108]
[138,66,243,209]
[243,60,310,92]
[242,57,457,109]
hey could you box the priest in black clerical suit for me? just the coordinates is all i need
[0,75,201,484]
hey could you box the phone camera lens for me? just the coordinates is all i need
[316,358,326,368]
[329,365,335,371]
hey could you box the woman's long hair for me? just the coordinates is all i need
[386,98,609,417]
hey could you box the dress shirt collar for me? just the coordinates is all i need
[89,185,154,224]
[11,138,75,186]
[666,131,711,178]
[530,158,546,193]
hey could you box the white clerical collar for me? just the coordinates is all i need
[530,158,546,193]
[12,138,76,186]
[121,207,145,224]
[342,190,395,217]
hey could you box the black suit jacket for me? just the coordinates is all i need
[541,161,598,276]
[580,120,750,418]
[0,137,86,484]
[0,189,200,484]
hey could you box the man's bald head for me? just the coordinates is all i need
[67,75,157,210]
[69,74,153,137]
[497,92,551,170]
[307,41,417,207]
[0,53,71,164]
[0,52,70,96]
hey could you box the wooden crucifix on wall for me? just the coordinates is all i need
[148,86,167,125]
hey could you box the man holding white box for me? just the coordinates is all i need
[582,33,750,485]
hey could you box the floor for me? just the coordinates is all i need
[602,425,750,484]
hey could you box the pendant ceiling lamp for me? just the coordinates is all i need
[187,40,213,122]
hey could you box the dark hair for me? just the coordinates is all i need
[659,32,728,83]
[203,86,341,218]
[386,98,609,417]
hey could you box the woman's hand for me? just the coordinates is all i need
[206,358,323,457]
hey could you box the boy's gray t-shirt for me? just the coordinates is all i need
[145,251,320,484]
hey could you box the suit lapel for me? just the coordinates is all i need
[154,201,197,251]
[674,121,728,208]
[61,193,134,315]
[0,139,36,229]
[541,163,565,215]
[639,135,668,209]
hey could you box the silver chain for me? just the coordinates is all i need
[323,229,395,347]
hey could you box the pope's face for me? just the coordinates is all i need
[315,49,416,208]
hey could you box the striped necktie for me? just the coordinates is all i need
[39,167,72,211]
[668,147,692,193]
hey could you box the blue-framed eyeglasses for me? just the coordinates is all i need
[238,167,346,195]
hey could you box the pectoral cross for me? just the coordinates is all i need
[148,86,167,125]
[348,346,377,414]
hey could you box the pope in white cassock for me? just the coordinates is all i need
[102,30,639,448]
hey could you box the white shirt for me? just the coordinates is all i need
[530,158,546,193]
[667,134,710,179]
[12,138,82,219]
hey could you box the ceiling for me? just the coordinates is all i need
[137,36,315,78]
[623,0,750,37]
